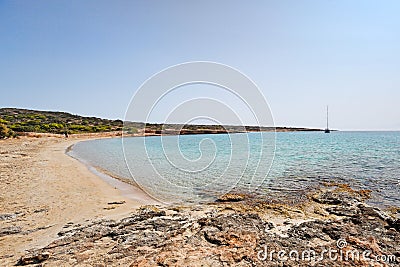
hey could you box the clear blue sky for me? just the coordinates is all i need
[0,0,399,130]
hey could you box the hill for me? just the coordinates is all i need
[0,108,323,136]
[0,108,125,134]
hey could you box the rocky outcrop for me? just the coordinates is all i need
[217,193,246,202]
[15,186,400,266]
[16,252,50,266]
[0,226,22,237]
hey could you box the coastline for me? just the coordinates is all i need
[0,134,155,265]
[12,181,400,266]
[1,134,399,266]
[66,140,160,205]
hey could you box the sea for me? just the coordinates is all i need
[68,131,400,207]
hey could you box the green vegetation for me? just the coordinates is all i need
[122,126,138,134]
[0,123,16,139]
[0,108,125,135]
[0,107,322,137]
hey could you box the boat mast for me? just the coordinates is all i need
[324,105,330,133]
[326,105,329,130]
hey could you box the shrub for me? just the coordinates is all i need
[125,127,138,134]
[0,123,15,139]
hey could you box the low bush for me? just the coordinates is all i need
[0,123,15,139]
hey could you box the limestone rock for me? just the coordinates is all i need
[217,193,245,202]
[16,252,50,266]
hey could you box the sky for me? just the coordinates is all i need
[0,0,399,130]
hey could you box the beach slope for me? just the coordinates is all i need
[0,136,143,265]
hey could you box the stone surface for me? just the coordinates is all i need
[16,252,50,266]
[13,186,400,266]
[0,226,22,237]
[217,193,246,202]
[0,213,18,221]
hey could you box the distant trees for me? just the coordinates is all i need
[0,123,15,139]
[123,126,138,134]
[0,108,126,134]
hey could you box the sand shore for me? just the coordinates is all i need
[0,135,151,264]
[1,135,399,266]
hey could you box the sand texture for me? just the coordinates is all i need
[0,136,145,265]
[1,135,399,266]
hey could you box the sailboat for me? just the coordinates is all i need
[324,105,330,133]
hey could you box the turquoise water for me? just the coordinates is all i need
[69,131,400,206]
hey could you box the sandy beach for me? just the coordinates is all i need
[1,135,399,266]
[0,135,151,265]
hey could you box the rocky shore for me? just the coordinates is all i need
[12,185,400,267]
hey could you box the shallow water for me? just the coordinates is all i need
[69,131,400,206]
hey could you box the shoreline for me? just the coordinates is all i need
[1,134,399,266]
[14,182,400,266]
[66,139,160,205]
[0,134,155,265]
